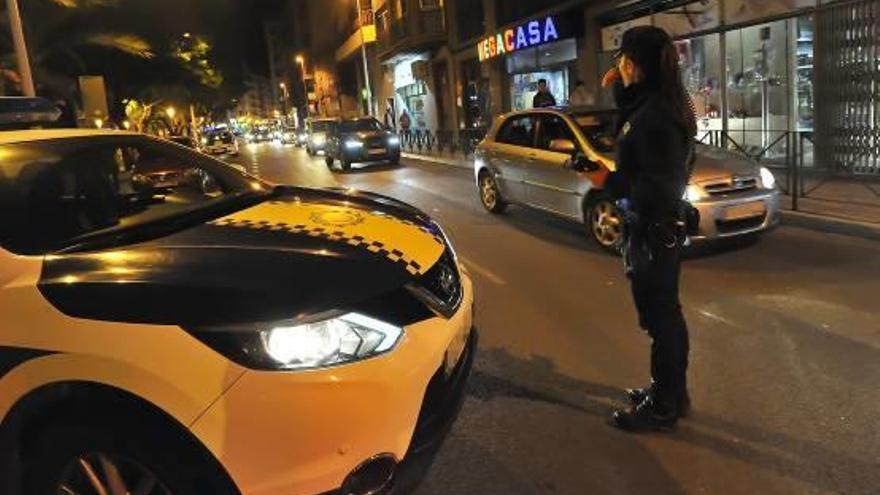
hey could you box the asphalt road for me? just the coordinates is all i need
[234,142,880,495]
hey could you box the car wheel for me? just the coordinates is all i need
[325,155,334,168]
[390,155,401,166]
[23,416,234,495]
[478,171,506,213]
[341,158,352,172]
[307,147,315,157]
[587,195,624,253]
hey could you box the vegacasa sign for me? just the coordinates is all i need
[477,16,562,62]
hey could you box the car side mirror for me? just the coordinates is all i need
[549,138,576,154]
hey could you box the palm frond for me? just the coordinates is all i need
[80,33,154,58]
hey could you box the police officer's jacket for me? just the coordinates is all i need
[606,82,691,224]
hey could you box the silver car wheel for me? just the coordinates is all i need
[57,453,171,495]
[480,175,498,210]
[591,200,622,248]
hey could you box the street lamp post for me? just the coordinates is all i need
[354,0,374,116]
[296,55,309,119]
[279,82,290,121]
[6,0,35,96]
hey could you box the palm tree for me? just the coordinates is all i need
[0,0,153,106]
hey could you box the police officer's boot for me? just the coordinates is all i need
[612,396,677,432]
[626,385,691,417]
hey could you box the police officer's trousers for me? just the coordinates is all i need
[629,230,690,411]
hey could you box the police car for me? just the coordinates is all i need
[0,101,476,495]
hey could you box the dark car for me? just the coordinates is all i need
[246,126,272,144]
[325,117,401,172]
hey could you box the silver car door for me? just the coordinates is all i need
[489,114,538,203]
[525,114,585,219]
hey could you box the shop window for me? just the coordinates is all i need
[496,115,537,148]
[675,34,722,139]
[725,20,790,160]
[511,71,568,111]
[537,115,576,151]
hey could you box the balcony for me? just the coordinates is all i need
[376,5,447,61]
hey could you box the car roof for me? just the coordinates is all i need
[0,128,137,145]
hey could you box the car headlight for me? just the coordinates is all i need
[193,312,403,371]
[683,184,705,203]
[312,134,326,145]
[345,139,364,149]
[388,135,400,146]
[760,167,776,190]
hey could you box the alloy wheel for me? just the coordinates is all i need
[591,200,622,248]
[56,453,172,495]
[480,176,497,210]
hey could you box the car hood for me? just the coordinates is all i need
[39,187,448,326]
[691,144,760,184]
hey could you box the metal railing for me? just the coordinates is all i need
[697,129,880,218]
[399,128,487,157]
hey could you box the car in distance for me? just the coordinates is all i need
[474,107,780,251]
[245,125,272,144]
[202,130,240,156]
[305,117,339,156]
[324,117,402,172]
[0,128,476,495]
[280,126,298,145]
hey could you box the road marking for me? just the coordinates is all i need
[696,308,740,328]
[460,256,506,286]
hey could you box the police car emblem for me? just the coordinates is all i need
[309,209,365,227]
[438,265,457,298]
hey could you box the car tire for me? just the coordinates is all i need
[325,155,334,168]
[390,155,401,166]
[22,415,236,495]
[587,193,624,254]
[341,158,352,172]
[307,147,315,157]
[478,171,507,214]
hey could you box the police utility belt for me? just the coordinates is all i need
[617,199,700,276]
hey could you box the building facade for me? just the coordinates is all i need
[325,0,878,177]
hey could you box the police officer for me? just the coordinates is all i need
[602,26,697,432]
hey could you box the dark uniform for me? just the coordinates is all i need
[606,80,692,427]
[532,90,557,108]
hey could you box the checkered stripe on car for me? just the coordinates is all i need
[209,217,425,275]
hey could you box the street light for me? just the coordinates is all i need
[166,106,177,120]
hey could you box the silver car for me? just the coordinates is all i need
[474,108,780,251]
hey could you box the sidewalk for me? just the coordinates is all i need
[402,150,880,241]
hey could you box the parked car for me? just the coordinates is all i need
[325,117,402,172]
[305,117,339,156]
[474,108,780,251]
[202,130,239,156]
[0,126,475,495]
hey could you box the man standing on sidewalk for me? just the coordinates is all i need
[533,79,557,108]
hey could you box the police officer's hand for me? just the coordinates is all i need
[602,67,620,89]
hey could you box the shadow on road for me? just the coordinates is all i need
[417,346,878,495]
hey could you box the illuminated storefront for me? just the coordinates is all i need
[599,0,879,175]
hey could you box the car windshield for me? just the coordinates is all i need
[571,111,618,153]
[340,119,383,133]
[208,132,233,144]
[311,121,335,133]
[0,137,271,255]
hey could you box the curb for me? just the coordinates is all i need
[402,152,471,169]
[780,210,880,241]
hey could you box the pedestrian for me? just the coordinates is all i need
[602,26,698,432]
[532,79,557,108]
[399,110,411,134]
[569,80,595,106]
[384,105,395,130]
